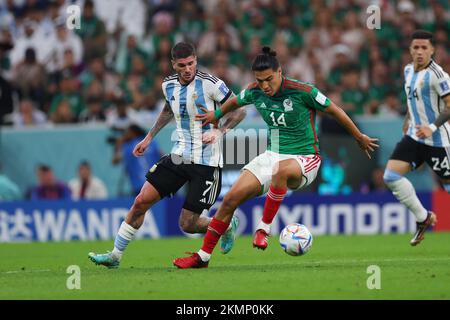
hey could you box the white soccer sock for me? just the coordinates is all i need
[386,177,428,222]
[197,249,211,262]
[256,221,271,234]
[112,221,138,260]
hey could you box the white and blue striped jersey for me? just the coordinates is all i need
[162,70,232,167]
[404,60,450,147]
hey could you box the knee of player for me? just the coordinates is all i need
[383,169,403,185]
[134,193,150,208]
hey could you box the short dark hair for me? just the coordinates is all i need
[79,160,90,168]
[411,30,434,45]
[251,46,280,71]
[37,164,51,172]
[171,42,196,60]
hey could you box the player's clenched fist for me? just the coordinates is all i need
[133,138,151,157]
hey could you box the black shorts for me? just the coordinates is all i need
[390,135,450,179]
[145,154,222,213]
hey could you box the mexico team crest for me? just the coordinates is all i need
[283,98,293,111]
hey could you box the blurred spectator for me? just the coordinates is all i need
[68,160,108,200]
[112,124,161,196]
[373,91,403,117]
[50,99,77,123]
[273,12,303,55]
[115,33,148,76]
[119,0,146,39]
[75,0,107,62]
[92,0,123,34]
[240,8,273,58]
[9,19,42,67]
[11,47,47,108]
[198,13,241,65]
[339,65,368,117]
[61,48,84,77]
[365,61,392,115]
[78,95,106,123]
[79,57,120,102]
[128,90,163,128]
[141,11,182,59]
[397,0,417,24]
[46,18,83,72]
[11,99,47,127]
[341,11,365,53]
[4,0,443,130]
[49,70,85,120]
[26,164,71,200]
[178,0,206,44]
[209,51,242,94]
[120,55,152,109]
[327,44,353,88]
[106,95,134,130]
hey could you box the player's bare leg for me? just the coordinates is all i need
[411,176,450,245]
[173,170,261,268]
[178,206,239,254]
[178,209,210,233]
[254,159,303,250]
[383,160,436,246]
[89,182,161,268]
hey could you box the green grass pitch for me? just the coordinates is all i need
[1,233,449,300]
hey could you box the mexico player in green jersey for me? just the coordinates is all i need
[173,46,379,268]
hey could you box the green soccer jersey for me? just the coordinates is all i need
[236,77,330,155]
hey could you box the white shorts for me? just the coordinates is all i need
[243,150,321,194]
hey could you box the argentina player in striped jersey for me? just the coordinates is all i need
[88,42,246,268]
[384,30,450,246]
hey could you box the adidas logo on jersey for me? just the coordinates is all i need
[259,102,267,108]
[200,198,206,203]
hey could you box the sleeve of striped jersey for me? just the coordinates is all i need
[210,80,233,104]
[161,82,169,102]
[432,71,450,98]
[302,87,330,111]
[236,88,254,106]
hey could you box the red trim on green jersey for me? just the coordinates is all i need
[284,79,313,93]
[247,82,258,90]
[309,109,319,154]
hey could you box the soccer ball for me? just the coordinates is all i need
[279,223,313,256]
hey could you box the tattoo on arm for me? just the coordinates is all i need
[220,108,246,133]
[434,107,450,128]
[218,94,246,133]
[148,102,174,138]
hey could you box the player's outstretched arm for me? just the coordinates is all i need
[324,101,379,159]
[202,98,247,144]
[416,95,450,138]
[195,96,242,127]
[133,101,174,157]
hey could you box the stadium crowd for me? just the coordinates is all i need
[0,0,449,199]
[0,0,449,127]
